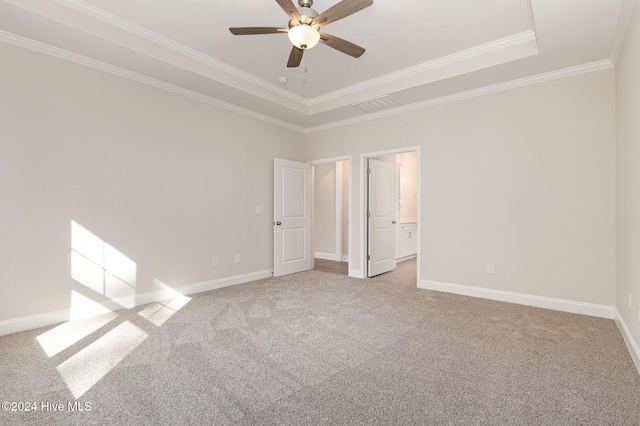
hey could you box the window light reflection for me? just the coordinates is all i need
[56,321,147,399]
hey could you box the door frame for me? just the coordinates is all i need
[360,147,421,286]
[309,155,353,275]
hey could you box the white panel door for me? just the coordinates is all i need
[274,158,312,277]
[368,158,396,277]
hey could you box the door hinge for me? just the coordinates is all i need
[368,168,371,174]
[367,255,371,261]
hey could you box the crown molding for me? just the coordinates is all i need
[0,30,306,134]
[54,0,307,105]
[304,59,614,134]
[307,30,538,108]
[526,0,538,38]
[609,0,638,64]
[5,0,308,113]
[1,26,614,136]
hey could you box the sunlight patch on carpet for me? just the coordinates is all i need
[56,321,147,398]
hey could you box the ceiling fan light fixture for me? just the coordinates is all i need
[287,24,320,49]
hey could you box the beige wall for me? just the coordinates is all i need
[0,37,621,329]
[398,152,418,223]
[0,42,304,321]
[306,69,616,306]
[616,2,640,353]
[313,162,336,256]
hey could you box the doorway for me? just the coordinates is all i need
[362,148,420,284]
[311,157,351,275]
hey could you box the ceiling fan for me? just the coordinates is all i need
[229,0,373,68]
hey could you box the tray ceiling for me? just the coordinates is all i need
[0,0,628,132]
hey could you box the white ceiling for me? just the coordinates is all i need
[0,0,630,132]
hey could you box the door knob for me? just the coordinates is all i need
[392,221,397,224]
[275,221,282,226]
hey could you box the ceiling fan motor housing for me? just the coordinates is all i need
[289,6,319,27]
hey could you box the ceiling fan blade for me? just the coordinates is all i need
[229,27,288,35]
[313,0,373,27]
[287,46,304,67]
[275,0,302,23]
[319,32,365,58]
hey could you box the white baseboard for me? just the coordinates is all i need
[0,309,72,337]
[175,269,273,296]
[615,309,640,376]
[314,252,349,262]
[0,269,273,337]
[349,269,363,279]
[419,279,615,319]
[314,252,338,261]
[396,254,417,263]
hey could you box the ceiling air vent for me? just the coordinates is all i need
[352,95,400,113]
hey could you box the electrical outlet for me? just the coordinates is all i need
[256,205,264,215]
[487,263,495,274]
[235,254,241,264]
[212,257,219,267]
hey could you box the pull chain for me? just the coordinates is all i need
[301,55,308,98]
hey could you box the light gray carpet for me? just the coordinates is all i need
[1,259,640,425]
[314,258,349,275]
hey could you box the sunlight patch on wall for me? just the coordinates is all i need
[71,221,104,267]
[56,321,147,399]
[36,311,118,357]
[70,250,105,294]
[70,221,137,308]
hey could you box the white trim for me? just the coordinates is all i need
[305,60,614,134]
[341,255,349,262]
[610,0,639,64]
[615,309,640,375]
[348,269,362,279]
[0,30,306,134]
[360,154,367,279]
[7,0,306,110]
[419,279,615,319]
[396,254,417,263]
[309,155,351,165]
[335,161,343,263]
[308,31,537,106]
[176,269,273,296]
[0,309,72,338]
[526,0,538,38]
[54,0,306,105]
[1,28,612,135]
[314,252,337,261]
[0,269,273,337]
[17,0,539,112]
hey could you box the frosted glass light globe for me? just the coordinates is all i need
[288,24,320,49]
